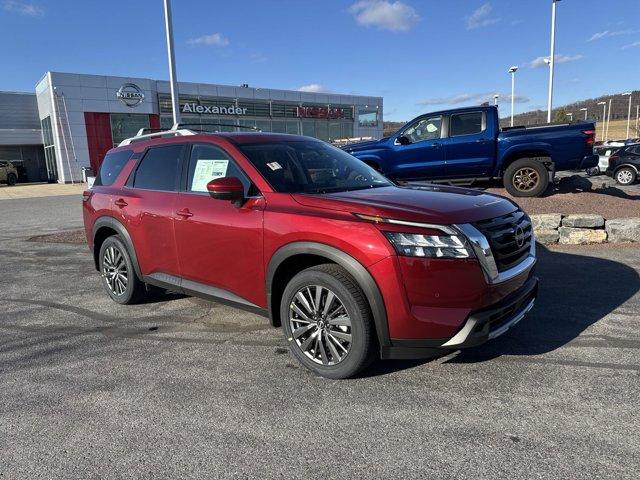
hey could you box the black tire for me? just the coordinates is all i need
[98,235,146,304]
[503,158,550,197]
[6,173,17,186]
[280,264,376,379]
[614,166,636,186]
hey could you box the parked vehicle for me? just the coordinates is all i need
[594,145,619,174]
[343,106,598,197]
[0,160,18,185]
[605,144,640,185]
[83,126,538,379]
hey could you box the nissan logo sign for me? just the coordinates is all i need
[116,83,144,107]
[514,225,526,248]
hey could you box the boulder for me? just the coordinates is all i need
[558,227,607,245]
[534,229,560,244]
[605,218,640,243]
[530,213,562,230]
[562,214,605,228]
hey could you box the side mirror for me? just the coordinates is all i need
[397,135,411,145]
[206,176,244,205]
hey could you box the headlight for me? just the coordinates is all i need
[384,232,473,258]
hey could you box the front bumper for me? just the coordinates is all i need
[381,275,538,360]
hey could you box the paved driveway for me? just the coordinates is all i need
[1,195,639,479]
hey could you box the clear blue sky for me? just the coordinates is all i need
[1,0,638,121]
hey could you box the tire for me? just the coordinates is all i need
[98,235,146,304]
[503,158,550,197]
[280,264,376,379]
[614,167,636,186]
[6,173,17,186]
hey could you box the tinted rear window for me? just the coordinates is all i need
[94,150,133,186]
[449,112,484,137]
[133,145,183,192]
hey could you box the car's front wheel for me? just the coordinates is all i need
[281,264,376,379]
[615,166,636,186]
[98,235,146,304]
[7,173,17,186]
[504,158,550,197]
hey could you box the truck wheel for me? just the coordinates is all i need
[7,173,17,186]
[504,159,549,197]
[98,235,146,304]
[280,264,376,379]
[614,167,636,186]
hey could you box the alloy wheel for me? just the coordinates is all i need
[102,245,128,296]
[513,167,540,192]
[288,285,352,366]
[617,169,634,185]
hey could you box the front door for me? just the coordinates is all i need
[390,115,445,179]
[444,110,494,178]
[174,142,265,308]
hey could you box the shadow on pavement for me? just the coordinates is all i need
[540,174,640,200]
[364,244,640,376]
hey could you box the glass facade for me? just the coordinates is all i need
[110,113,150,146]
[41,116,58,182]
[358,108,378,127]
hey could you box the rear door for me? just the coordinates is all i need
[116,144,185,279]
[173,142,265,308]
[390,115,445,179]
[444,110,494,178]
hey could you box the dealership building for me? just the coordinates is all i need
[0,71,383,183]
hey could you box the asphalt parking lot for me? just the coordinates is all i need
[1,194,639,479]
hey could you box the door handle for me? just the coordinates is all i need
[432,142,441,148]
[114,198,128,208]
[176,208,193,218]
[476,138,488,143]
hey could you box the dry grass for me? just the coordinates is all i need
[595,119,639,141]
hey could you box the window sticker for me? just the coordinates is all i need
[267,161,282,171]
[191,159,229,192]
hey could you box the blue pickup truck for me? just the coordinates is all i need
[343,105,598,197]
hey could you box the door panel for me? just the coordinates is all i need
[445,111,494,178]
[174,143,265,308]
[391,115,445,179]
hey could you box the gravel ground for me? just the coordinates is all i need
[485,173,640,218]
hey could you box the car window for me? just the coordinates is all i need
[187,144,251,195]
[238,140,391,194]
[94,150,133,187]
[402,116,442,143]
[133,145,183,192]
[449,112,484,137]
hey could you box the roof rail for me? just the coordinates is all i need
[171,122,261,132]
[118,128,196,146]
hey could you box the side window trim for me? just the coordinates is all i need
[448,111,486,138]
[128,144,187,192]
[398,115,444,144]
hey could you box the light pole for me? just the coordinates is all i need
[508,66,518,127]
[547,0,561,123]
[606,98,612,140]
[636,104,639,136]
[493,94,499,106]
[623,92,632,139]
[597,101,606,140]
[566,112,573,122]
[163,0,181,125]
[580,107,587,120]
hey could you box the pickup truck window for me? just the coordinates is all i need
[403,116,442,143]
[450,112,484,137]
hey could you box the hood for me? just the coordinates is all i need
[341,138,386,152]
[292,185,518,224]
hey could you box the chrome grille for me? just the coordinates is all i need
[473,210,533,272]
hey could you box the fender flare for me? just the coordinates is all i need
[92,216,142,278]
[266,241,390,348]
[614,163,639,175]
[353,154,385,171]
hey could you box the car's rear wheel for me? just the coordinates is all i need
[7,173,17,186]
[98,235,146,304]
[615,167,636,186]
[504,159,549,197]
[281,264,376,379]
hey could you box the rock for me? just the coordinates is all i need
[534,229,560,244]
[530,213,562,230]
[605,218,640,242]
[562,214,605,228]
[558,227,607,245]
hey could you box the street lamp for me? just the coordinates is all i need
[597,101,606,140]
[567,112,573,122]
[580,107,587,120]
[163,0,181,125]
[623,92,633,139]
[547,0,561,123]
[607,98,612,140]
[508,66,518,127]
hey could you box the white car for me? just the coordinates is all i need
[594,144,623,173]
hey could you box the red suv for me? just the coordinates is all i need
[83,128,538,379]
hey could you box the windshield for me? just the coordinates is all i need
[238,140,392,194]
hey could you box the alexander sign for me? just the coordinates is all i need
[181,103,247,115]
